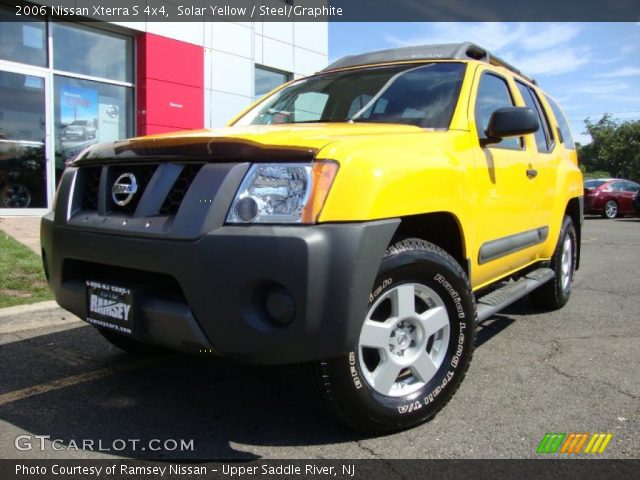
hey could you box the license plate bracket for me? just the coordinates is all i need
[86,281,135,334]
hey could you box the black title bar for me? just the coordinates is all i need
[3,0,640,22]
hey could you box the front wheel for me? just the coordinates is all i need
[310,239,476,433]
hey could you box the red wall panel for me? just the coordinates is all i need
[136,33,204,135]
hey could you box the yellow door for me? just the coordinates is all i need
[469,67,543,288]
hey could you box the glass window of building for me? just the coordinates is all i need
[54,76,133,183]
[0,71,47,208]
[52,23,133,82]
[1,19,133,211]
[0,8,47,67]
[255,66,291,98]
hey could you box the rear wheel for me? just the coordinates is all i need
[603,200,618,219]
[530,216,577,310]
[310,239,475,433]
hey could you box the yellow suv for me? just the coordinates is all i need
[42,42,583,433]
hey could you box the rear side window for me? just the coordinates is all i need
[623,181,640,193]
[584,180,606,189]
[475,73,521,150]
[545,95,575,150]
[516,82,553,153]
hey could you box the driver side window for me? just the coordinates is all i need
[475,73,521,150]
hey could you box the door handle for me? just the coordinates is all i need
[526,168,538,179]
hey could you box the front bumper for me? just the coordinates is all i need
[41,215,398,364]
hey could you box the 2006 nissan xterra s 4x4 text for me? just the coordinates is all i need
[42,42,583,433]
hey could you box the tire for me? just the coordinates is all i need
[97,328,168,355]
[602,200,618,219]
[1,183,31,208]
[530,216,577,310]
[309,239,476,434]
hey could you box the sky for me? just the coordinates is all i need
[328,22,640,145]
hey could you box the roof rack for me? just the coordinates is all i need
[322,42,536,84]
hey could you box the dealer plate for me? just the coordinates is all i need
[86,281,135,334]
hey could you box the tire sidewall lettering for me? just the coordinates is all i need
[350,260,473,417]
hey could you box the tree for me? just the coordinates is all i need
[577,114,640,180]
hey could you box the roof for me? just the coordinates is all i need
[323,42,536,84]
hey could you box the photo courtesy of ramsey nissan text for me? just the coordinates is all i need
[0,1,638,479]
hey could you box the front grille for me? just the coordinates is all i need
[81,167,101,210]
[108,164,156,213]
[160,164,203,215]
[63,259,186,303]
[75,163,203,217]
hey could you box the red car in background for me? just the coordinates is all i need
[584,178,640,218]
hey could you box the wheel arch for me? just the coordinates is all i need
[565,197,583,270]
[391,212,469,277]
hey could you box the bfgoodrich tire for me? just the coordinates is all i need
[530,216,577,310]
[310,239,476,434]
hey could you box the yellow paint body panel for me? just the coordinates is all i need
[139,60,583,290]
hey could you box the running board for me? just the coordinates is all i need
[475,268,554,323]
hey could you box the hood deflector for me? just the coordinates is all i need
[73,136,318,166]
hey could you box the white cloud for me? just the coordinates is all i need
[385,23,525,52]
[384,22,585,76]
[385,23,580,52]
[503,49,589,76]
[620,44,638,54]
[591,94,640,104]
[567,81,630,95]
[518,24,581,50]
[595,66,640,78]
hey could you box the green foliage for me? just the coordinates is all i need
[577,114,640,180]
[0,233,52,308]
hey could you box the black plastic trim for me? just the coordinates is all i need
[478,226,549,264]
[41,216,400,364]
[323,42,536,83]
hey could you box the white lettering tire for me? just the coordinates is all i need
[310,239,476,433]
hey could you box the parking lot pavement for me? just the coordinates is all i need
[0,218,637,460]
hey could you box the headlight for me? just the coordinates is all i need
[227,161,338,224]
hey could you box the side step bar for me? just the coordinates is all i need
[475,268,554,324]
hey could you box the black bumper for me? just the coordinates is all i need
[41,215,399,364]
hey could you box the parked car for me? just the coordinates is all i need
[63,120,96,141]
[42,42,583,433]
[583,178,640,218]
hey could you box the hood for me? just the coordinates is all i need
[73,123,425,165]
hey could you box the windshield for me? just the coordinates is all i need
[235,62,466,129]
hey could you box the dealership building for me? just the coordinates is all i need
[0,10,329,215]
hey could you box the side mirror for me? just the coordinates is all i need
[482,107,539,146]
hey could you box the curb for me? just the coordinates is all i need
[0,301,83,335]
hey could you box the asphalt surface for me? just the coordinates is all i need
[0,218,638,460]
